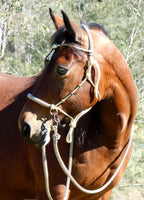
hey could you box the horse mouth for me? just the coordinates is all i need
[23,129,50,148]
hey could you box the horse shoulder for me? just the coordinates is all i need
[0,73,37,110]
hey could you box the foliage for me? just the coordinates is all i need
[0,0,143,199]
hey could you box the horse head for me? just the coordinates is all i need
[18,10,137,151]
[18,10,107,147]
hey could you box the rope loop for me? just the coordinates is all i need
[66,119,77,143]
[50,104,57,113]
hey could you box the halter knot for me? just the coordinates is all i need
[69,119,77,128]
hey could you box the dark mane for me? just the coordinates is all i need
[51,27,77,46]
[86,23,108,36]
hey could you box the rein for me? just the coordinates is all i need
[27,25,133,200]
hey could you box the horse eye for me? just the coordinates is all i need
[55,65,69,76]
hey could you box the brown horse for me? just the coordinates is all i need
[0,72,38,199]
[18,10,138,200]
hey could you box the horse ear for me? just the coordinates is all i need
[49,8,64,29]
[61,10,84,43]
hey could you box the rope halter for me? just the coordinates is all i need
[27,24,133,200]
[28,23,102,144]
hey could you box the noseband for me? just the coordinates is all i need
[27,25,133,200]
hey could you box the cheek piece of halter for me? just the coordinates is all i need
[27,24,133,200]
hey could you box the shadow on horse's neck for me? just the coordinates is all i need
[74,98,121,153]
[74,102,102,149]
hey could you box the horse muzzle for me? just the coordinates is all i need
[18,113,52,147]
[22,122,50,147]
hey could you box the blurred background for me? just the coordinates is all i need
[0,0,143,199]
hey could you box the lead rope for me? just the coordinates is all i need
[52,126,133,195]
[41,107,91,200]
[52,125,72,200]
[42,118,133,199]
[42,145,53,200]
[52,112,72,200]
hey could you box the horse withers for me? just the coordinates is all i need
[18,9,138,200]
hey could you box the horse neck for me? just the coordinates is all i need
[101,41,138,120]
[93,35,137,121]
[85,38,137,148]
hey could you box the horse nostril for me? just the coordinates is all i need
[22,122,31,139]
